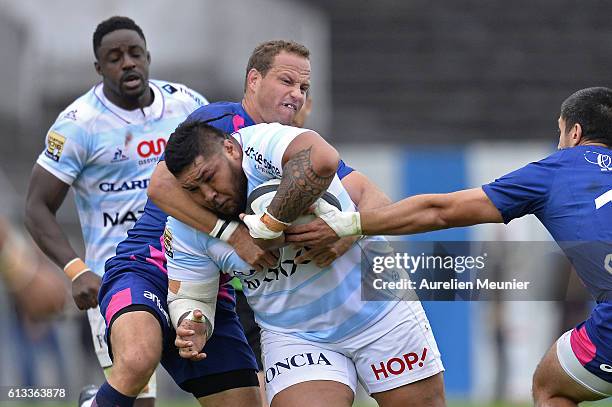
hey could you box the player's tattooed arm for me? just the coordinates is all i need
[268,131,339,224]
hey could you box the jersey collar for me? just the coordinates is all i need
[94,81,165,124]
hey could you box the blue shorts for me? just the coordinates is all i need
[99,264,258,396]
[573,303,612,383]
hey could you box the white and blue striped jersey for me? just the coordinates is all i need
[166,123,396,343]
[36,80,207,276]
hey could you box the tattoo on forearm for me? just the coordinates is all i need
[268,147,334,223]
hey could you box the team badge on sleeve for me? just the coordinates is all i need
[163,226,173,258]
[45,131,66,162]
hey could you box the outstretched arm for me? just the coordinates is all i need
[289,187,504,245]
[359,188,503,235]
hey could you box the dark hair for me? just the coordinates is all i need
[244,40,310,90]
[165,121,228,176]
[560,87,612,147]
[93,16,146,59]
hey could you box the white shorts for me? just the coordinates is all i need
[260,301,444,403]
[87,307,157,398]
[556,329,612,397]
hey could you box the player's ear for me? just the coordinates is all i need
[94,61,102,76]
[572,123,583,146]
[146,51,151,64]
[246,69,261,92]
[223,139,240,159]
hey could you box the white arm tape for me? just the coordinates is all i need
[167,279,219,334]
[210,219,240,242]
[314,199,362,237]
[241,213,284,240]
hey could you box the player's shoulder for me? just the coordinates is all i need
[151,79,208,108]
[239,122,305,138]
[50,85,106,134]
[188,101,243,120]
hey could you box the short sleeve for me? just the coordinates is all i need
[203,238,252,278]
[165,217,219,283]
[482,152,562,223]
[336,159,355,180]
[35,120,89,185]
[242,123,307,180]
[179,85,209,111]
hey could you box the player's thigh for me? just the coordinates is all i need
[110,309,163,367]
[197,386,261,407]
[271,380,353,407]
[534,330,610,402]
[261,329,358,406]
[371,372,445,407]
[352,301,445,397]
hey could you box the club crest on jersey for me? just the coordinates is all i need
[111,147,129,163]
[162,84,178,94]
[44,131,66,162]
[63,109,77,121]
[163,227,174,258]
[584,151,612,171]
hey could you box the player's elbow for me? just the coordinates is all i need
[312,144,340,178]
[24,195,43,236]
[148,164,174,205]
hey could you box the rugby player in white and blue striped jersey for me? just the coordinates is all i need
[163,121,446,407]
[24,16,208,407]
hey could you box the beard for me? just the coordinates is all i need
[214,165,248,220]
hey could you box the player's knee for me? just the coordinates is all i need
[532,362,552,404]
[112,345,160,388]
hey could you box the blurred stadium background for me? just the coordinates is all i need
[0,0,610,405]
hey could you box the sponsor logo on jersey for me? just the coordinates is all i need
[265,352,332,383]
[111,147,129,163]
[601,363,612,373]
[180,87,205,106]
[162,84,178,94]
[99,179,150,193]
[371,348,429,381]
[143,290,170,325]
[44,131,66,162]
[63,109,77,121]
[241,249,310,290]
[163,227,173,259]
[605,253,612,275]
[103,209,144,227]
[137,138,167,158]
[137,138,167,166]
[584,151,612,171]
[244,146,281,177]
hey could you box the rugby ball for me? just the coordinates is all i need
[245,179,342,226]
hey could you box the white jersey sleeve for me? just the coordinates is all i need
[236,123,309,191]
[36,110,91,185]
[165,216,221,284]
[155,80,208,112]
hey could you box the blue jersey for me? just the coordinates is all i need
[482,145,612,352]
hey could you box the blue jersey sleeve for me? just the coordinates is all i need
[482,152,562,223]
[336,159,354,180]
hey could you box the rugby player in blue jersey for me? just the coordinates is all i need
[24,16,208,407]
[96,40,392,407]
[291,87,612,405]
